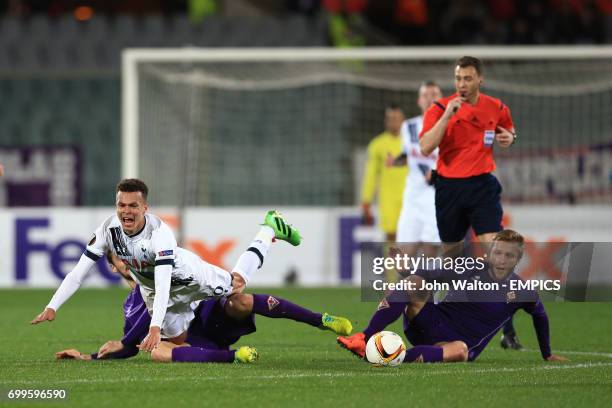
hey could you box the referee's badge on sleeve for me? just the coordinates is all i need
[483,130,495,147]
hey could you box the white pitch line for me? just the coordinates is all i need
[0,362,611,386]
[522,348,612,359]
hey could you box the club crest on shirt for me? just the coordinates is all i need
[506,291,516,303]
[267,296,280,311]
[377,298,390,310]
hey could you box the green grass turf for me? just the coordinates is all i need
[0,288,611,408]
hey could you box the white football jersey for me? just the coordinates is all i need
[85,213,202,292]
[47,212,233,338]
[401,115,439,198]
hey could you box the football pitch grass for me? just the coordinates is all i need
[1,288,611,407]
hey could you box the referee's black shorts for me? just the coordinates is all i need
[434,173,503,242]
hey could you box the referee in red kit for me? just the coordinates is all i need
[419,56,522,349]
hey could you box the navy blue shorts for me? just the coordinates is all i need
[434,173,503,242]
[186,298,257,350]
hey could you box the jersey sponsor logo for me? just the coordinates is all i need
[109,227,130,256]
[483,130,495,147]
[158,250,173,257]
[267,296,280,311]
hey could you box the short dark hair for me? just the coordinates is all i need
[455,56,483,76]
[116,178,148,200]
[421,80,439,88]
[385,102,403,111]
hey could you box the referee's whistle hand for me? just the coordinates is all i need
[444,97,463,118]
[495,126,514,148]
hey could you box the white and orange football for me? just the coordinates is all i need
[365,331,406,367]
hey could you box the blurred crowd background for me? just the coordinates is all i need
[2,0,611,55]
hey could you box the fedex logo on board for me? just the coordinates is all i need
[14,217,237,283]
[15,218,120,283]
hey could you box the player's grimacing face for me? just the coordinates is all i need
[488,241,522,280]
[116,191,148,235]
[454,66,481,99]
[417,86,442,113]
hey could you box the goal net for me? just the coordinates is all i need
[123,47,612,207]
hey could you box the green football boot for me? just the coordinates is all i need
[263,210,302,246]
[321,313,353,336]
[234,346,259,364]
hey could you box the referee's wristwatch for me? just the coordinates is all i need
[511,131,517,145]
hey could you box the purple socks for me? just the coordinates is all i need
[404,346,444,363]
[251,294,322,327]
[172,347,235,363]
[363,300,406,340]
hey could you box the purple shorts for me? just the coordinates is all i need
[185,297,257,350]
[403,302,463,347]
[123,287,256,350]
[402,302,489,361]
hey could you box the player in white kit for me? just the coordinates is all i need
[390,82,443,256]
[32,179,302,353]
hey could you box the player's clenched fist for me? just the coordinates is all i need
[31,307,56,324]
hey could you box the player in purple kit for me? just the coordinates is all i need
[56,253,352,363]
[338,230,568,363]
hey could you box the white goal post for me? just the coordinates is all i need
[122,46,612,207]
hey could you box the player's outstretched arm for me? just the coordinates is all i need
[525,301,568,362]
[31,254,97,325]
[31,308,56,324]
[55,349,92,361]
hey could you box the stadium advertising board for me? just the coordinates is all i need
[2,206,611,287]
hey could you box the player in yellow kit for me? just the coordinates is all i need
[360,103,407,242]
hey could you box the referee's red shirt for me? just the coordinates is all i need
[419,92,514,178]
